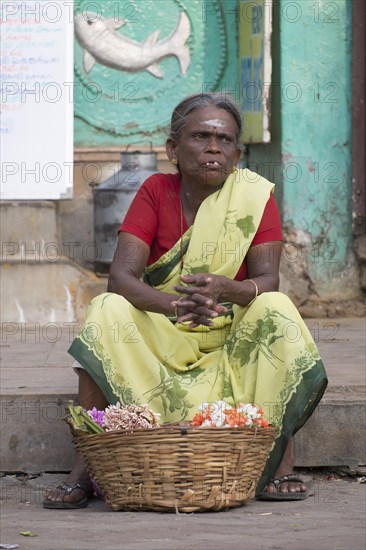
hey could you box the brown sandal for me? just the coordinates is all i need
[257,474,312,501]
[43,480,94,509]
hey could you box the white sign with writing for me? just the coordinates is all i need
[0,0,74,199]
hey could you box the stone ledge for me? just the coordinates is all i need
[0,261,107,324]
[74,146,168,162]
[293,393,366,468]
[1,387,364,474]
[0,201,58,247]
[0,395,77,473]
[298,299,366,318]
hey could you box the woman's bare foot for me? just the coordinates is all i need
[43,453,93,508]
[264,439,308,496]
[43,369,108,508]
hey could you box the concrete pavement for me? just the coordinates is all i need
[0,472,365,550]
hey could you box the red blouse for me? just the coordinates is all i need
[119,173,282,281]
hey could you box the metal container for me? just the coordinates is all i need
[93,151,158,268]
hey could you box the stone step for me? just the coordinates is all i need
[294,386,365,470]
[0,259,107,324]
[1,386,364,474]
[0,201,59,253]
[1,200,108,324]
[0,319,365,474]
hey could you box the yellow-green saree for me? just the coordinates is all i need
[69,169,327,493]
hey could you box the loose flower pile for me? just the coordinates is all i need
[65,402,160,436]
[65,400,270,436]
[191,401,270,428]
[90,403,161,432]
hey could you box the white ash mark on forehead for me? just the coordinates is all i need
[201,119,228,128]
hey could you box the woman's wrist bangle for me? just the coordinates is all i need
[246,279,258,307]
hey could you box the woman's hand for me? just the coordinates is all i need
[108,233,189,317]
[172,273,228,327]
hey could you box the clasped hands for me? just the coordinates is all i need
[171,273,228,328]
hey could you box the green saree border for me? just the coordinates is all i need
[144,227,193,287]
[68,338,120,405]
[144,239,190,287]
[255,359,328,495]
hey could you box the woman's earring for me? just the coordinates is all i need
[171,159,178,165]
[231,166,238,173]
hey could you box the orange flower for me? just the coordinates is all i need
[191,413,205,426]
[259,418,270,428]
[191,401,271,428]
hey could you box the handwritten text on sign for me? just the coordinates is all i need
[1,1,74,199]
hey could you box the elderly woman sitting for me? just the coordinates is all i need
[44,92,327,509]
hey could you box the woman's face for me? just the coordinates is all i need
[167,106,242,188]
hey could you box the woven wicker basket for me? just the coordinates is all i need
[74,424,277,512]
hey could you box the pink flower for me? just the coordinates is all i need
[87,407,105,427]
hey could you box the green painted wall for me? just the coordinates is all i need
[74,0,239,147]
[279,0,354,295]
[73,0,356,297]
[248,0,355,298]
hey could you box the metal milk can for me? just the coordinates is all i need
[92,150,158,269]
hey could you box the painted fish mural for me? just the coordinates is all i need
[74,11,191,78]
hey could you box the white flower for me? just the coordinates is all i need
[193,400,268,429]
